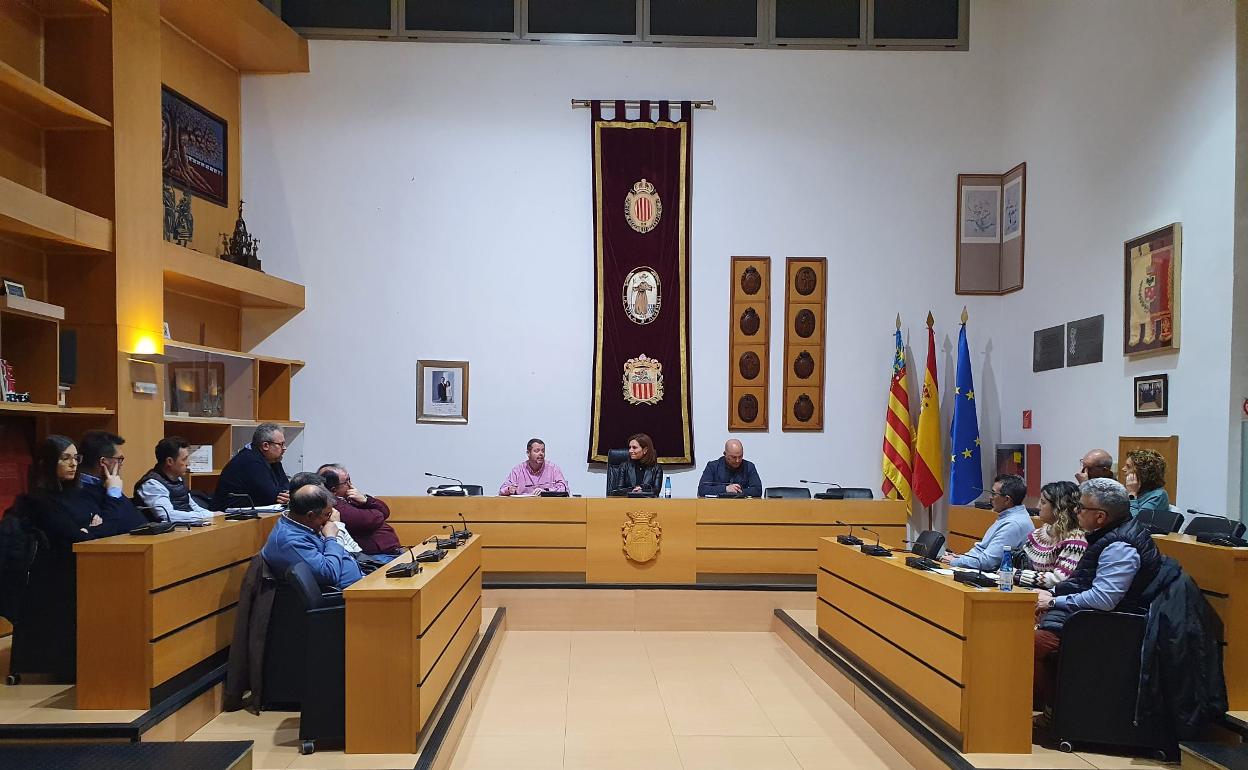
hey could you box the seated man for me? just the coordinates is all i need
[134,437,217,524]
[1075,448,1114,484]
[941,473,1032,571]
[499,438,569,496]
[212,423,291,511]
[696,439,762,498]
[78,430,148,533]
[289,471,367,557]
[260,483,362,590]
[318,463,400,559]
[1032,478,1161,710]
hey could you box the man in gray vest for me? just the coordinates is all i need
[135,436,218,524]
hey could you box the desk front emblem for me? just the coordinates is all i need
[622,511,661,563]
[622,354,664,405]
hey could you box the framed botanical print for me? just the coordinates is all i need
[417,359,469,424]
[1123,223,1181,357]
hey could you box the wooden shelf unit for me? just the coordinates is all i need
[163,241,304,309]
[24,0,110,18]
[159,0,310,74]
[0,403,112,416]
[0,176,113,252]
[0,59,111,131]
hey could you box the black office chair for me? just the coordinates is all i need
[1184,516,1247,539]
[911,530,945,559]
[282,563,346,755]
[1136,507,1183,535]
[1051,611,1176,761]
[260,564,344,712]
[605,448,630,496]
[764,486,811,499]
[813,487,874,500]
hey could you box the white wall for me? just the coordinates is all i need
[241,0,1235,510]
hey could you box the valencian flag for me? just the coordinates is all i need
[912,313,944,507]
[588,101,694,463]
[880,318,913,500]
[948,310,983,505]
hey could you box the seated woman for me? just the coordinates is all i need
[1014,480,1087,590]
[621,433,664,497]
[9,435,124,682]
[1123,448,1170,517]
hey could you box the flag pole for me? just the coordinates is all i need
[926,311,933,531]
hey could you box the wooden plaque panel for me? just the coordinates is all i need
[783,257,826,431]
[729,256,770,430]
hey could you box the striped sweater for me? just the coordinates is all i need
[1013,524,1088,589]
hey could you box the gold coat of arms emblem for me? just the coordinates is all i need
[622,511,661,563]
[624,178,662,233]
[622,354,664,405]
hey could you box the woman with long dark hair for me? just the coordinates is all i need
[9,435,118,681]
[621,433,664,497]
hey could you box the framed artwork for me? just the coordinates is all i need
[417,359,469,424]
[2,279,26,298]
[1032,324,1064,372]
[955,163,1025,295]
[1133,373,1168,417]
[959,185,1001,243]
[167,362,225,417]
[161,86,228,207]
[1123,223,1181,357]
[1066,315,1104,367]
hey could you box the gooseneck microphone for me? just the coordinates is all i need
[859,527,891,557]
[224,493,260,520]
[425,471,467,496]
[457,512,472,538]
[834,519,863,546]
[800,479,841,487]
[386,545,423,578]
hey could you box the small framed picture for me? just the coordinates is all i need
[417,359,469,424]
[1133,373,1168,417]
[2,279,26,298]
[162,322,171,340]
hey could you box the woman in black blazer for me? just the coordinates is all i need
[9,435,119,681]
[621,433,664,497]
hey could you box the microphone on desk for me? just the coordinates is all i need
[800,479,841,487]
[425,471,468,496]
[413,535,448,563]
[386,545,423,578]
[834,520,863,546]
[859,527,891,557]
[224,493,260,520]
[802,480,844,499]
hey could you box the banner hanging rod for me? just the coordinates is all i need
[571,99,715,109]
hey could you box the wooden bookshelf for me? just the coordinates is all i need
[164,339,305,370]
[24,0,110,18]
[0,176,113,252]
[159,0,310,74]
[162,241,304,310]
[0,59,112,131]
[164,415,304,429]
[0,403,113,416]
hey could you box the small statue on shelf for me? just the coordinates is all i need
[220,200,262,271]
[162,184,176,242]
[173,190,194,247]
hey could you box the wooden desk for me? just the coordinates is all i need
[344,535,482,754]
[947,505,1040,554]
[74,513,279,710]
[816,538,1035,753]
[386,497,908,580]
[1153,534,1248,710]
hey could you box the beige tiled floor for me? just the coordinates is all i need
[452,630,916,770]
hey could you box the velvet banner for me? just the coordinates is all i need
[587,100,694,464]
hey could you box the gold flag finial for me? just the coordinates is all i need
[895,313,901,331]
[926,311,934,328]
[960,306,968,324]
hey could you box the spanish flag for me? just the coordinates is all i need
[881,318,913,500]
[912,313,944,507]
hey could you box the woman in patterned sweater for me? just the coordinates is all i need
[1013,480,1087,589]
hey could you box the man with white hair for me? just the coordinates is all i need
[1031,477,1162,710]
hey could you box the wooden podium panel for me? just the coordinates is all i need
[74,513,279,710]
[817,538,1035,753]
[345,536,483,754]
[1154,534,1248,709]
[586,499,696,583]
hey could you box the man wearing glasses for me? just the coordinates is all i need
[941,474,1032,570]
[212,423,292,511]
[1074,448,1114,484]
[1032,477,1162,710]
[77,430,148,532]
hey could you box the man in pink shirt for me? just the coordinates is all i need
[499,438,569,496]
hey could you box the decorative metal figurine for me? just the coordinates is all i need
[220,200,261,271]
[164,184,194,247]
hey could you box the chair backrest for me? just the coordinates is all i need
[284,562,327,610]
[840,487,873,500]
[606,448,629,495]
[1137,507,1183,534]
[1184,515,1247,539]
[913,530,946,558]
[764,486,811,499]
[462,484,484,496]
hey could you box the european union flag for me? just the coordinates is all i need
[948,320,983,505]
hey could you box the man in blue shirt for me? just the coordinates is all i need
[1032,478,1161,710]
[942,474,1032,571]
[261,483,362,590]
[696,439,763,498]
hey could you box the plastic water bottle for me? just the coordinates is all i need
[663,478,673,499]
[997,546,1014,591]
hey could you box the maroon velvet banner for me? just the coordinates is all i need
[588,100,694,465]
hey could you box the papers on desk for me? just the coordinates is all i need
[224,504,285,514]
[932,568,956,576]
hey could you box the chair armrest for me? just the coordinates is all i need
[317,591,344,608]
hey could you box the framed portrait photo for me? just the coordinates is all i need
[2,278,26,298]
[1133,373,1168,417]
[417,359,469,424]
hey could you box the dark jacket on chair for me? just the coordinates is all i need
[213,446,289,511]
[1135,556,1227,739]
[224,553,278,713]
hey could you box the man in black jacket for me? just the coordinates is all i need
[77,430,148,533]
[212,423,291,511]
[1032,477,1161,710]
